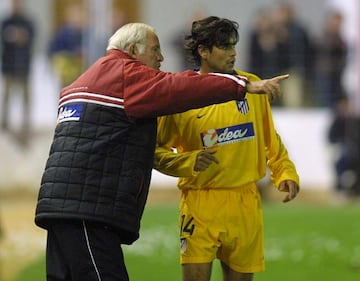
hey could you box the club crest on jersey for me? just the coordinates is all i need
[236,99,249,114]
[201,123,255,148]
[57,104,83,123]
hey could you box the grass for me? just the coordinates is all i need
[11,202,360,281]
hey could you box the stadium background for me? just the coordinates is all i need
[0,0,358,280]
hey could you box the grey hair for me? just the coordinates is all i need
[106,22,156,54]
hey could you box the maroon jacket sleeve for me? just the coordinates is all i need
[60,50,247,120]
[123,62,247,119]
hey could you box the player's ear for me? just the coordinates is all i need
[198,44,208,60]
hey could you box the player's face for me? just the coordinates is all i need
[135,32,164,70]
[199,41,237,74]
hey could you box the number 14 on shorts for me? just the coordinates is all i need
[180,215,195,235]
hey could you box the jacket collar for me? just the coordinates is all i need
[106,49,133,60]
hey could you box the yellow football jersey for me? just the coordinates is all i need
[154,70,299,190]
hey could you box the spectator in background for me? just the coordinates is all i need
[328,0,360,115]
[315,10,347,108]
[88,8,128,64]
[247,7,279,79]
[171,10,207,71]
[328,97,360,197]
[48,3,87,88]
[326,0,360,196]
[272,2,314,107]
[0,0,35,147]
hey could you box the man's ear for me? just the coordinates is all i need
[128,43,138,58]
[197,44,208,60]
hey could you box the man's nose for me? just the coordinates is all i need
[158,52,164,61]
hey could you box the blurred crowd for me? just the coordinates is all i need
[247,3,315,108]
[249,2,349,114]
[0,1,127,146]
[245,2,347,110]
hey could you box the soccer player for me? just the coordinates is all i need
[154,16,300,281]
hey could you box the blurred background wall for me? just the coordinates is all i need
[0,0,358,196]
[0,0,329,73]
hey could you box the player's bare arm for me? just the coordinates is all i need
[247,74,290,101]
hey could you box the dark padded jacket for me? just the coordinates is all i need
[35,49,247,244]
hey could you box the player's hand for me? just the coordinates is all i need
[278,180,299,203]
[194,149,219,171]
[246,74,289,101]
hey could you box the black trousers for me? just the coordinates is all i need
[46,220,129,281]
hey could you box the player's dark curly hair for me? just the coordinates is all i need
[184,16,239,66]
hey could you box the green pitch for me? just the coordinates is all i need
[12,202,360,281]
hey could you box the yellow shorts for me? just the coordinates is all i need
[179,183,265,273]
